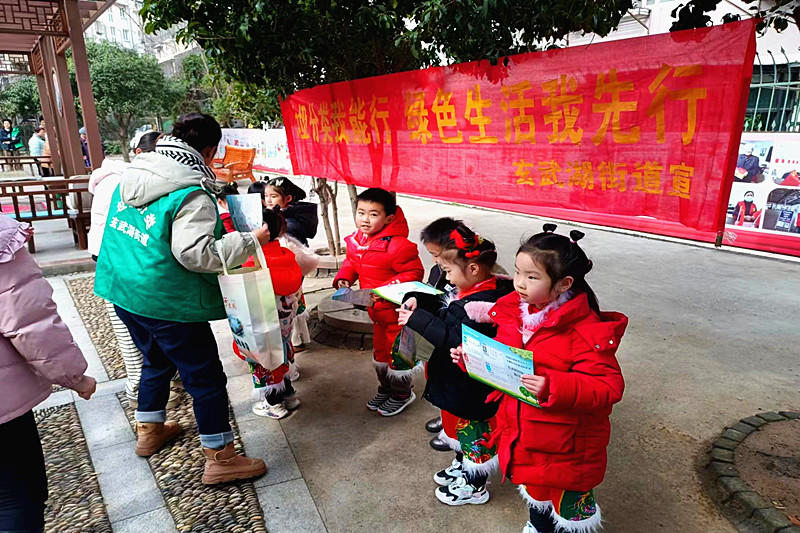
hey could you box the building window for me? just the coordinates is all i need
[110,27,116,37]
[108,11,113,22]
[119,6,126,18]
[123,29,130,41]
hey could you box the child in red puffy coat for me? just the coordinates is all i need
[453,224,627,533]
[333,188,424,416]
[234,209,303,420]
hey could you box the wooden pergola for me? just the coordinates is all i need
[0,0,114,178]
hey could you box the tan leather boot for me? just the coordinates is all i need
[201,443,267,485]
[135,421,182,457]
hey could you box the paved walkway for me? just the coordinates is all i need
[32,192,800,532]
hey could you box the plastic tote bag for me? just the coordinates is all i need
[218,246,285,370]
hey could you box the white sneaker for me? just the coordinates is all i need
[284,397,301,411]
[252,400,289,419]
[286,363,300,382]
[435,476,489,506]
[433,458,464,486]
[522,522,540,533]
[377,391,416,417]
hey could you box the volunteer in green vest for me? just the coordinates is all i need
[95,113,270,485]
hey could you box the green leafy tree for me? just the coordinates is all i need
[0,76,41,122]
[83,40,182,161]
[670,0,800,33]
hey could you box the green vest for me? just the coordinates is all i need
[94,185,226,323]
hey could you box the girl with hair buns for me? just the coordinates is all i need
[397,222,514,506]
[453,224,628,533]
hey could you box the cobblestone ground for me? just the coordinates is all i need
[37,404,112,533]
[66,276,126,380]
[117,392,267,533]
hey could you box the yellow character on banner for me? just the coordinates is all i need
[542,75,584,144]
[632,162,664,194]
[332,100,350,144]
[500,81,536,144]
[567,161,594,189]
[404,90,433,144]
[668,163,694,199]
[538,160,564,187]
[369,95,391,144]
[309,104,320,143]
[647,64,708,145]
[591,69,640,145]
[349,98,371,144]
[513,159,536,186]
[295,105,310,140]
[432,89,463,144]
[465,84,498,144]
[597,162,628,192]
[319,102,334,143]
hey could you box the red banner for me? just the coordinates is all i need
[282,20,756,236]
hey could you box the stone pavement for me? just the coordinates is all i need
[31,192,800,533]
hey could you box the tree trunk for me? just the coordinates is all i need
[347,183,358,223]
[330,180,343,255]
[118,129,130,162]
[313,177,337,255]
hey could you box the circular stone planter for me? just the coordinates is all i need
[309,296,374,350]
[307,253,346,278]
[706,410,800,533]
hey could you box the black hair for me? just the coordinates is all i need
[356,187,396,215]
[215,184,239,201]
[441,222,497,271]
[744,190,754,196]
[262,207,286,242]
[266,177,306,203]
[33,126,44,133]
[517,223,599,313]
[248,181,267,200]
[2,118,10,124]
[136,131,161,153]
[171,113,222,153]
[420,217,463,246]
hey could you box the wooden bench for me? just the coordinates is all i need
[0,155,53,176]
[0,176,91,253]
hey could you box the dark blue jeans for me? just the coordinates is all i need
[0,411,46,533]
[114,307,233,449]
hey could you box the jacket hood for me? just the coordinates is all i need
[118,152,208,207]
[283,201,318,239]
[0,215,29,263]
[89,158,130,194]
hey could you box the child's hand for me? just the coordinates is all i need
[254,224,272,246]
[397,306,413,325]
[450,345,465,365]
[520,374,546,396]
[337,279,351,289]
[370,292,381,303]
[403,297,417,312]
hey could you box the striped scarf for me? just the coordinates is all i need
[155,135,220,192]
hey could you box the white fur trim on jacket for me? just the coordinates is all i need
[517,485,603,533]
[253,378,287,400]
[461,454,499,477]
[437,429,462,452]
[520,291,573,343]
[387,362,424,381]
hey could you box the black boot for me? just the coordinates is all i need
[429,435,452,452]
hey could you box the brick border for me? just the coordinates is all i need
[707,410,800,533]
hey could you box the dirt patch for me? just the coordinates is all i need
[736,419,800,525]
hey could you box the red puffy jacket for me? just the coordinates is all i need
[333,207,423,290]
[488,291,627,492]
[243,240,302,297]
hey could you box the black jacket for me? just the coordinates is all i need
[283,202,318,246]
[405,277,514,421]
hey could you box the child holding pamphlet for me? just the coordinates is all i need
[397,222,514,506]
[333,188,424,417]
[452,224,627,533]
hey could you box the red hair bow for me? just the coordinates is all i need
[450,229,481,258]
